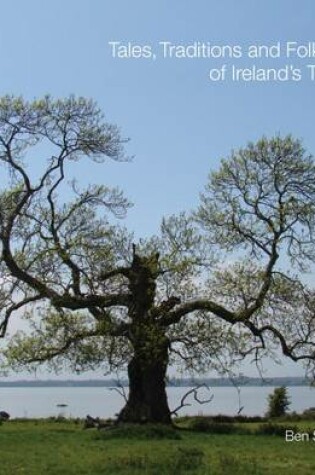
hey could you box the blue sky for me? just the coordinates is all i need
[1,0,315,377]
[1,0,315,237]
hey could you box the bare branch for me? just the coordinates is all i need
[0,294,43,337]
[108,376,128,403]
[171,384,213,416]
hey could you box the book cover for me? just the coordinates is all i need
[0,1,314,473]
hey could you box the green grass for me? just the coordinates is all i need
[0,419,315,474]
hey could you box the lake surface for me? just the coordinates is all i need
[1,386,314,419]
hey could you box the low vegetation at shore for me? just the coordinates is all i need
[0,416,315,474]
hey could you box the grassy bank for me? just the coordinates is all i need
[0,418,315,474]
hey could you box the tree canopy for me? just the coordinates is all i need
[0,96,314,423]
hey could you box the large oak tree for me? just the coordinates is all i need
[0,96,315,424]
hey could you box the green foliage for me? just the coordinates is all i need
[256,423,297,437]
[198,135,315,263]
[302,407,315,420]
[190,419,247,434]
[177,415,265,429]
[266,386,291,418]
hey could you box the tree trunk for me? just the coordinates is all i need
[117,248,172,424]
[117,338,172,424]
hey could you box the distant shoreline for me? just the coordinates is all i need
[0,377,311,388]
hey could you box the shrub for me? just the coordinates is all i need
[189,419,250,435]
[189,418,212,432]
[302,407,315,420]
[204,422,237,434]
[256,423,298,437]
[211,414,264,423]
[266,386,291,418]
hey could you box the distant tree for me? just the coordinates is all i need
[0,96,315,424]
[266,387,291,418]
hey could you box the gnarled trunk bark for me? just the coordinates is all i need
[117,248,172,424]
[117,337,171,424]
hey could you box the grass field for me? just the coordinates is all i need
[0,418,315,474]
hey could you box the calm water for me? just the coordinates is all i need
[0,386,314,419]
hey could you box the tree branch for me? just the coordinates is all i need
[99,267,131,281]
[162,299,237,327]
[171,384,213,416]
[0,294,43,337]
